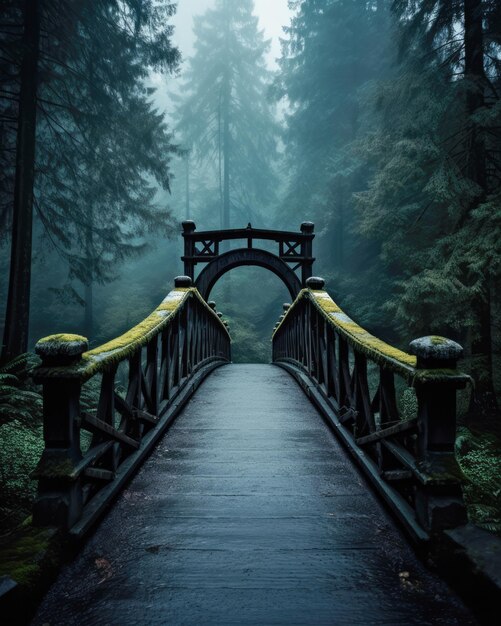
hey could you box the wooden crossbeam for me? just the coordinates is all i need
[82,412,140,450]
[84,467,115,481]
[356,417,417,446]
[282,240,301,256]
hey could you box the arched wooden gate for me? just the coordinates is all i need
[181,221,315,300]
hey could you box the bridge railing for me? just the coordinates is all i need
[32,277,231,536]
[272,277,470,542]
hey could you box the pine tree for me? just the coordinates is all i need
[174,0,278,228]
[276,0,390,270]
[1,0,41,362]
[355,0,501,405]
[1,1,180,355]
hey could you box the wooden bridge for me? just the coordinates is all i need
[30,223,476,623]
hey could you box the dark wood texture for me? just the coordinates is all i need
[182,221,315,299]
[32,365,475,626]
[273,289,469,538]
[33,286,231,532]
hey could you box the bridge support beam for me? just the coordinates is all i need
[300,222,314,285]
[182,220,197,280]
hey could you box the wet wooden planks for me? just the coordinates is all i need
[32,364,475,625]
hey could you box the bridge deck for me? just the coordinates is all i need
[33,364,474,625]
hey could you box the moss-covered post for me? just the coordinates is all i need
[409,336,468,532]
[300,222,315,286]
[182,220,196,280]
[32,334,88,529]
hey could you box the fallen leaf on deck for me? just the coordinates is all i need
[95,557,113,583]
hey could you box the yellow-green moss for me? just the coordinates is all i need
[35,287,229,382]
[311,291,417,369]
[273,289,472,385]
[418,455,467,486]
[31,455,77,480]
[272,289,417,376]
[0,524,55,586]
[412,368,472,386]
[430,335,447,345]
[37,334,87,344]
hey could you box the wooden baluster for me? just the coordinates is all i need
[338,337,351,411]
[375,366,399,473]
[327,326,340,403]
[354,352,375,438]
[146,337,159,416]
[125,349,142,449]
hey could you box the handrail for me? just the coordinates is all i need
[32,277,231,536]
[272,276,470,542]
[182,224,315,244]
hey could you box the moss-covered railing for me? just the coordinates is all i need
[272,276,470,543]
[32,277,231,537]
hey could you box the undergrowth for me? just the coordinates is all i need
[456,426,501,534]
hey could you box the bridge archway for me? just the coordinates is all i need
[195,248,302,301]
[181,221,315,301]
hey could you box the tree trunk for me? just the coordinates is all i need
[185,153,190,219]
[223,86,230,231]
[84,281,93,339]
[1,0,41,363]
[464,0,486,188]
[84,207,94,339]
[463,0,496,407]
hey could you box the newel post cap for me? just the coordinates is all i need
[35,334,89,365]
[306,276,325,290]
[300,221,315,234]
[174,275,192,288]
[409,336,463,368]
[182,220,196,233]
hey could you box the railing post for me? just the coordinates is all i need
[182,220,196,280]
[300,221,315,285]
[409,336,468,532]
[32,334,88,529]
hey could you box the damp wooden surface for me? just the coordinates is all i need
[32,364,476,625]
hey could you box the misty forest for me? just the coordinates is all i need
[0,0,501,619]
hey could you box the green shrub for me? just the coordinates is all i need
[456,427,501,534]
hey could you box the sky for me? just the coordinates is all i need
[171,0,293,70]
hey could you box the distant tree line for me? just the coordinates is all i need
[172,0,279,230]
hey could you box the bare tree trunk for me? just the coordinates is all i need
[222,0,231,232]
[83,203,95,339]
[223,80,230,231]
[84,281,93,338]
[2,0,41,363]
[463,0,496,407]
[185,153,190,219]
[222,0,231,302]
